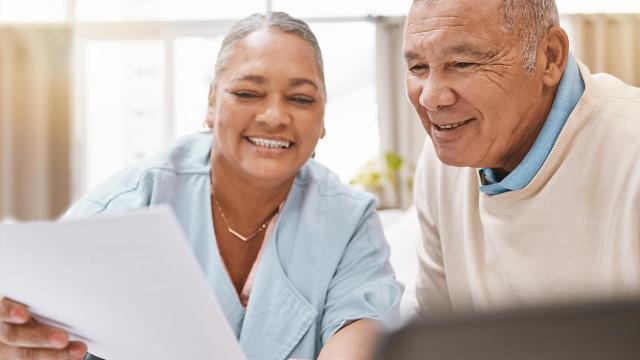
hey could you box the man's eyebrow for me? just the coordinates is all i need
[404,50,421,62]
[289,78,318,90]
[232,74,267,84]
[442,44,493,59]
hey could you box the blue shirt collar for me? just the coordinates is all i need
[479,54,585,196]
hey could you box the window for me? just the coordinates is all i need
[310,22,379,182]
[75,0,265,22]
[0,0,68,23]
[273,0,412,17]
[83,40,165,189]
[173,37,223,138]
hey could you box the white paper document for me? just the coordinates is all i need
[0,207,246,360]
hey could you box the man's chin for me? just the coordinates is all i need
[433,149,474,168]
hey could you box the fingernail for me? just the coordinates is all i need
[49,330,68,347]
[69,343,86,359]
[9,307,25,321]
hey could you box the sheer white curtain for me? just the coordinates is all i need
[0,26,72,220]
[375,16,426,208]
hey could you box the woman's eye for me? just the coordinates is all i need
[290,96,316,105]
[232,91,260,99]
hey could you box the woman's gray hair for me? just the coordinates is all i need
[501,0,560,73]
[213,12,326,98]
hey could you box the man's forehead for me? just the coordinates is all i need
[404,0,509,56]
[406,0,503,33]
[405,15,473,35]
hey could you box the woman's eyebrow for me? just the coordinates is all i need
[233,74,267,84]
[289,78,318,90]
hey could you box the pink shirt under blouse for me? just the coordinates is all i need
[221,203,283,308]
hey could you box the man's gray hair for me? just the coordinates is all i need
[502,0,560,72]
[213,12,326,98]
[413,0,560,73]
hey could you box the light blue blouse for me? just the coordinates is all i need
[63,132,403,360]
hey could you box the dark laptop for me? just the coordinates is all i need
[376,300,640,360]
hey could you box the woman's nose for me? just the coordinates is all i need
[256,99,292,128]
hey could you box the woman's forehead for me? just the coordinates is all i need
[222,30,321,80]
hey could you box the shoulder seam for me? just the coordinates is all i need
[84,166,186,210]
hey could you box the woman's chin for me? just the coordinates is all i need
[239,160,299,185]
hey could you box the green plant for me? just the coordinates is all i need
[350,152,404,190]
[350,152,415,208]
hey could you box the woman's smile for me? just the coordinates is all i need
[244,135,295,155]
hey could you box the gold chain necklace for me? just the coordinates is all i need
[211,191,277,242]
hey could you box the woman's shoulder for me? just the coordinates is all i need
[63,133,212,218]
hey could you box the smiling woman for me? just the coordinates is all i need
[207,25,326,184]
[0,11,402,360]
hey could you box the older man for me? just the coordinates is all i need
[405,0,640,314]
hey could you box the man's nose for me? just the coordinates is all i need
[256,99,292,127]
[419,75,458,111]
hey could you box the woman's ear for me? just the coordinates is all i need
[208,83,216,106]
[205,84,216,129]
[540,26,570,88]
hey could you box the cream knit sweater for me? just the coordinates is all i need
[414,63,640,314]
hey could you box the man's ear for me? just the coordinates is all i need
[539,26,570,88]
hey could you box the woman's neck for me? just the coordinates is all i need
[210,153,293,230]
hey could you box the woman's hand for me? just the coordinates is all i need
[0,297,87,359]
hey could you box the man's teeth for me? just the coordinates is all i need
[439,120,469,130]
[248,137,291,149]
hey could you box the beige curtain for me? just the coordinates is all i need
[376,16,426,209]
[563,14,640,87]
[0,26,72,220]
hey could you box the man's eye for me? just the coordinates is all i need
[290,96,316,105]
[409,64,429,74]
[453,62,474,69]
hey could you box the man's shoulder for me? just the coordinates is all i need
[591,72,640,102]
[589,73,640,123]
[580,77,640,146]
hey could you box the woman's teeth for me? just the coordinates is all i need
[248,137,292,149]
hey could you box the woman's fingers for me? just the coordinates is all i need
[0,297,31,324]
[0,340,87,360]
[0,298,88,359]
[0,321,69,349]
